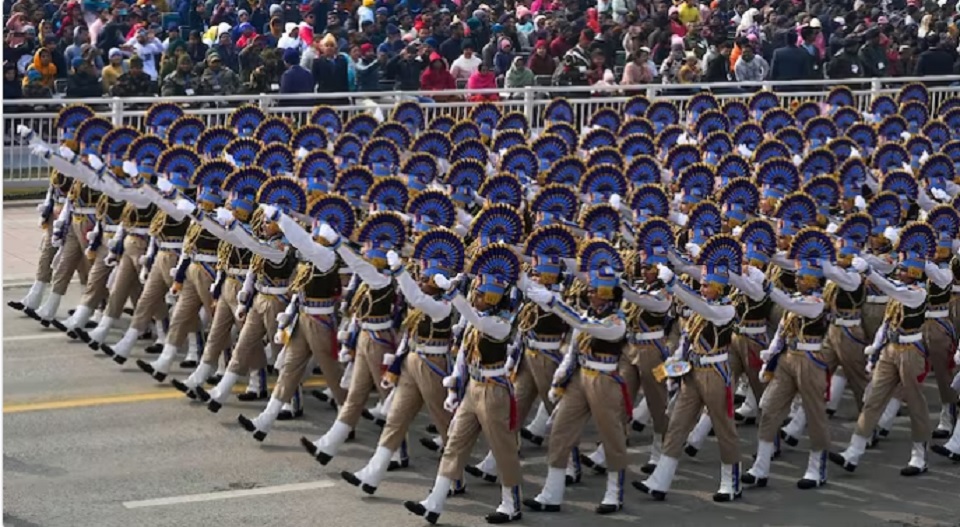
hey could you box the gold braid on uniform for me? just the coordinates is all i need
[149,211,168,236]
[622,249,641,281]
[216,240,233,271]
[183,223,202,254]
[575,330,592,353]
[687,313,709,351]
[288,262,314,294]
[462,327,479,359]
[95,193,110,220]
[401,308,427,337]
[349,282,395,319]
[623,302,644,333]
[884,300,903,329]
[822,281,838,309]
[68,180,82,201]
[516,301,541,332]
[250,254,265,276]
[249,207,265,238]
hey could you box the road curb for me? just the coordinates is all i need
[3,199,44,209]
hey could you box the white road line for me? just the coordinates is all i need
[122,480,336,509]
[3,334,65,342]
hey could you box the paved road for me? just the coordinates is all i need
[4,284,960,527]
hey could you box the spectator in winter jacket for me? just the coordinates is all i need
[111,56,154,96]
[494,38,515,76]
[419,52,456,94]
[859,27,888,78]
[621,47,656,85]
[66,58,101,98]
[528,40,556,76]
[734,45,768,82]
[312,34,350,98]
[186,31,209,67]
[279,47,314,102]
[450,40,482,82]
[769,30,813,82]
[827,37,865,80]
[160,55,198,96]
[914,34,956,81]
[101,48,126,93]
[353,42,381,92]
[211,31,240,73]
[505,56,535,89]
[467,62,499,101]
[702,41,731,82]
[200,53,241,95]
[385,44,427,91]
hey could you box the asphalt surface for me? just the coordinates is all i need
[4,284,960,527]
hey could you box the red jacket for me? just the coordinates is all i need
[419,53,456,91]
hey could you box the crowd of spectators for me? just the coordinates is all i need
[4,0,960,103]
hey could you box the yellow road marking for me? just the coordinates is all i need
[4,379,327,414]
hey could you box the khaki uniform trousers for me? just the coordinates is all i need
[77,242,111,309]
[823,324,869,411]
[102,236,148,318]
[862,302,886,341]
[166,264,216,349]
[126,250,179,333]
[513,349,561,426]
[922,318,957,405]
[438,380,522,487]
[52,220,93,295]
[663,365,740,464]
[273,312,345,405]
[729,333,766,402]
[225,293,285,375]
[547,371,629,471]
[336,328,395,428]
[36,228,57,283]
[620,342,670,434]
[758,351,831,451]
[200,278,242,366]
[379,352,451,450]
[855,343,931,442]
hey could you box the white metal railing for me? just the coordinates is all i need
[4,75,960,186]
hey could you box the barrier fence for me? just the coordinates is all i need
[4,75,960,187]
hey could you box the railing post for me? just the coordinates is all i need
[870,78,881,100]
[111,97,123,126]
[645,85,655,100]
[523,87,534,124]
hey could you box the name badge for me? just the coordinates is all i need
[270,83,280,91]
[185,88,195,95]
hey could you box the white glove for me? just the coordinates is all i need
[851,257,868,273]
[276,312,291,327]
[442,375,458,389]
[382,353,396,367]
[951,370,960,393]
[17,125,32,138]
[443,392,460,413]
[52,219,64,233]
[337,329,349,342]
[792,153,803,166]
[883,226,900,245]
[760,347,776,363]
[36,203,46,213]
[156,177,174,193]
[609,193,622,209]
[139,266,149,283]
[175,198,196,215]
[526,286,554,305]
[931,187,950,202]
[215,207,235,225]
[900,131,911,141]
[259,204,279,222]
[31,144,50,157]
[548,386,563,403]
[386,250,402,269]
[338,346,353,363]
[746,265,765,283]
[865,360,875,375]
[165,291,178,304]
[656,264,674,284]
[123,160,138,177]
[854,195,867,210]
[88,154,104,171]
[732,226,743,237]
[296,147,309,159]
[684,242,701,258]
[433,274,453,291]
[86,230,97,243]
[826,222,838,234]
[237,290,250,305]
[59,145,75,159]
[919,151,930,165]
[737,144,753,158]
[317,222,339,243]
[138,255,147,266]
[104,253,118,267]
[863,344,877,358]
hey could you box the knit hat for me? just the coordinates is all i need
[283,47,300,65]
[269,4,282,15]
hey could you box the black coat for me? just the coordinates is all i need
[914,48,955,77]
[768,46,813,81]
[312,54,350,93]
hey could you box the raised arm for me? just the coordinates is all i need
[924,262,953,290]
[867,269,927,308]
[450,293,512,341]
[534,293,627,341]
[620,283,671,313]
[336,245,392,290]
[669,281,736,326]
[822,260,863,291]
[397,270,452,321]
[861,253,896,275]
[768,287,825,318]
[275,212,336,272]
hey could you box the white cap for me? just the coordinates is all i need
[809,18,822,28]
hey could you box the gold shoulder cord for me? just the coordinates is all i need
[822,281,838,311]
[250,254,265,276]
[463,327,480,361]
[183,223,202,254]
[216,240,233,271]
[401,308,428,339]
[687,313,708,352]
[67,180,82,202]
[149,211,168,237]
[95,193,110,220]
[288,262,313,294]
[884,300,903,329]
[623,302,642,332]
[349,282,371,317]
[576,330,592,354]
[516,301,541,332]
[120,203,137,227]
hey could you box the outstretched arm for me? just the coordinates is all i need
[867,269,927,308]
[450,293,512,341]
[397,270,452,321]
